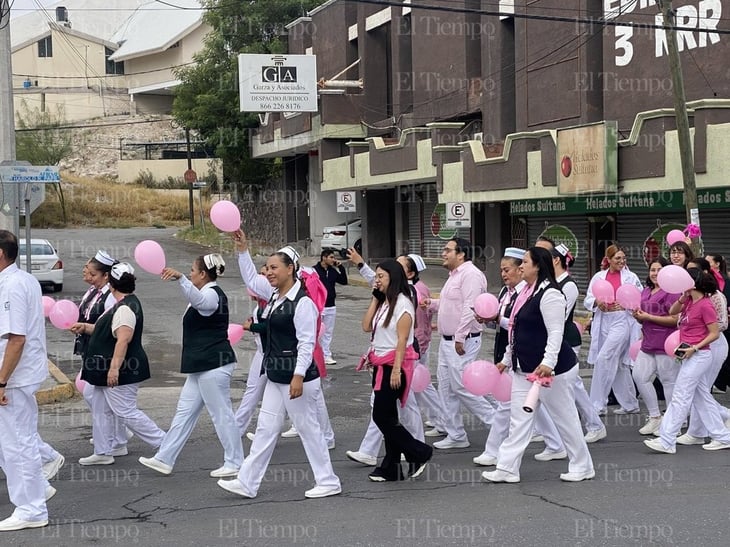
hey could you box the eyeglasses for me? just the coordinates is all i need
[442,247,457,254]
[670,250,685,255]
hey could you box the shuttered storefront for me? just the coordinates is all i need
[527,216,591,292]
[406,185,467,259]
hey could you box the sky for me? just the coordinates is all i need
[10,0,55,19]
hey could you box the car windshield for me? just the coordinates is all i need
[19,243,55,255]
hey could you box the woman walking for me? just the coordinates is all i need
[362,259,432,481]
[73,263,165,465]
[139,254,243,477]
[631,257,680,435]
[218,239,341,499]
[483,247,594,483]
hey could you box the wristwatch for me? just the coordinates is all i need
[357,262,364,269]
[0,382,7,388]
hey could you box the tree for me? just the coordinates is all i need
[15,101,73,222]
[173,0,321,190]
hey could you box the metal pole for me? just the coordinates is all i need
[24,186,31,273]
[185,128,194,227]
[0,0,17,232]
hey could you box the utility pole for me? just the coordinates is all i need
[0,0,17,231]
[657,0,701,252]
[185,128,195,227]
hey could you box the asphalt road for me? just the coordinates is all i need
[6,228,730,546]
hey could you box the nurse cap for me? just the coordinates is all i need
[503,247,526,260]
[407,254,427,272]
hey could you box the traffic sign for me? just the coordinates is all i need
[445,202,471,228]
[0,165,60,183]
[336,191,356,213]
[184,169,197,184]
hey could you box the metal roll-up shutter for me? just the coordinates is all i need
[407,200,423,255]
[617,212,686,283]
[527,216,590,293]
[695,210,730,260]
[421,192,467,259]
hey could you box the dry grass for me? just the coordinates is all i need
[30,174,212,228]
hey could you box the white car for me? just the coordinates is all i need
[19,238,63,292]
[321,219,362,257]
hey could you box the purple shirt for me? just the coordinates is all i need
[640,287,679,354]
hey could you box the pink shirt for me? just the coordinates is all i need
[431,261,488,343]
[679,296,716,348]
[606,270,621,297]
[413,280,433,353]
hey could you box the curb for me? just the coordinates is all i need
[36,359,78,405]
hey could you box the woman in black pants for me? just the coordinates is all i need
[362,259,433,481]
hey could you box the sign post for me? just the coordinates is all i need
[184,167,197,227]
[336,191,357,251]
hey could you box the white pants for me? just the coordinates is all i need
[0,383,47,521]
[235,378,340,496]
[658,348,730,447]
[414,382,447,430]
[37,434,62,465]
[496,367,593,476]
[90,384,165,455]
[571,347,604,433]
[235,351,267,435]
[687,336,730,438]
[320,306,337,359]
[156,363,243,469]
[632,350,679,417]
[315,383,336,447]
[83,383,128,449]
[358,389,424,457]
[590,313,638,412]
[437,337,496,441]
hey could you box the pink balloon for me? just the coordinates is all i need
[666,229,686,246]
[591,278,615,304]
[573,320,585,336]
[411,364,431,393]
[491,372,512,402]
[616,284,642,310]
[75,370,87,394]
[474,293,499,319]
[657,265,694,294]
[664,330,682,358]
[228,323,244,345]
[49,299,79,330]
[463,360,499,396]
[134,240,166,275]
[42,296,55,317]
[210,200,241,232]
[629,339,642,362]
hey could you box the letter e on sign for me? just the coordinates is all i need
[446,202,471,228]
[337,191,357,213]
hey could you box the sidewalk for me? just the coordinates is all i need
[36,360,77,405]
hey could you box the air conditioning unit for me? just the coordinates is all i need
[473,132,484,143]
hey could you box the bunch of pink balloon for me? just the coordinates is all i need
[227,324,245,345]
[49,300,79,330]
[210,200,241,232]
[134,240,166,275]
[474,293,499,319]
[616,284,641,310]
[663,330,682,358]
[463,360,500,396]
[491,372,512,402]
[75,371,88,395]
[591,278,615,304]
[629,339,642,362]
[666,229,686,246]
[411,364,431,393]
[42,296,55,317]
[657,265,694,294]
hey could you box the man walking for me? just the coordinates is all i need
[0,230,50,531]
[314,249,348,365]
[424,238,494,449]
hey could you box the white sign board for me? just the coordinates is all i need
[336,191,357,213]
[239,54,318,112]
[0,166,55,217]
[445,202,471,228]
[0,165,60,183]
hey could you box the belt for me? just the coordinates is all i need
[442,332,481,341]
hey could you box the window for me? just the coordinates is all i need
[105,47,125,75]
[38,36,53,57]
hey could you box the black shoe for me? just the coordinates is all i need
[368,467,404,482]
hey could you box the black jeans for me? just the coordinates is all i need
[372,365,432,476]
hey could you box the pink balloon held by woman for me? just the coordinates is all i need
[210,200,241,232]
[134,240,166,275]
[49,299,80,330]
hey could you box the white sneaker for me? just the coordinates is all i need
[676,433,705,446]
[328,441,336,450]
[138,456,173,475]
[42,454,65,480]
[529,435,544,443]
[281,426,299,438]
[424,427,446,437]
[433,437,470,449]
[597,408,607,417]
[534,449,567,462]
[45,485,57,501]
[702,440,730,451]
[424,420,434,428]
[324,357,337,365]
[481,469,520,483]
[639,417,662,435]
[304,485,342,498]
[473,453,497,466]
[560,470,596,482]
[345,450,377,466]
[210,466,239,478]
[613,407,640,415]
[584,426,607,443]
[109,447,128,457]
[0,515,48,531]
[644,438,676,454]
[79,454,115,466]
[245,432,255,441]
[218,479,255,498]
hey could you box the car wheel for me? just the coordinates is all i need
[53,283,63,292]
[354,239,362,255]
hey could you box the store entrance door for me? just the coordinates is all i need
[589,216,617,274]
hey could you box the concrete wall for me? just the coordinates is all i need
[117,158,222,183]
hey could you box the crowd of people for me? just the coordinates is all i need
[2,225,730,531]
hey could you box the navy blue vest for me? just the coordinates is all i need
[181,285,236,373]
[557,275,582,348]
[512,286,576,375]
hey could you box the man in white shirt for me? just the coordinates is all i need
[0,230,50,531]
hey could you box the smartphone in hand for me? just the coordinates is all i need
[674,342,691,358]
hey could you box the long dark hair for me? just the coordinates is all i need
[646,256,670,289]
[397,254,420,284]
[687,258,719,295]
[376,259,412,328]
[708,253,728,276]
[526,246,558,289]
